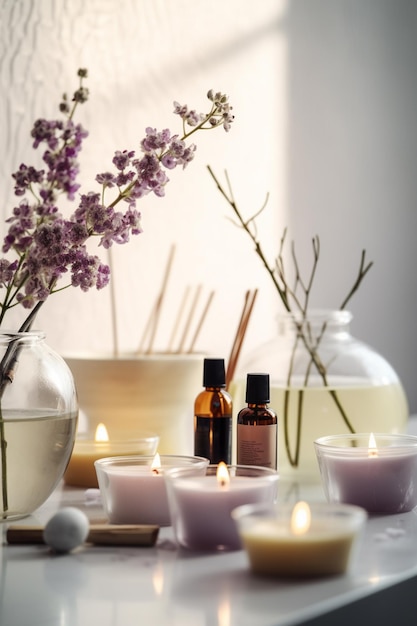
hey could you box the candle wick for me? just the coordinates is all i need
[152,468,160,475]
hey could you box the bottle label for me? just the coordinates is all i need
[237,423,277,468]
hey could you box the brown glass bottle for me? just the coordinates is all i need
[194,358,232,464]
[237,373,277,469]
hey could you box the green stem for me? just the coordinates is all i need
[294,389,304,466]
[293,320,356,464]
[283,388,294,466]
[300,321,357,436]
[329,389,356,433]
[283,330,299,467]
[283,388,304,468]
[0,407,7,514]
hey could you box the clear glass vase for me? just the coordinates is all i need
[230,310,409,480]
[0,331,78,520]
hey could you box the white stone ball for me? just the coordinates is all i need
[43,507,89,553]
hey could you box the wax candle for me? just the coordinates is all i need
[95,454,209,526]
[314,433,417,513]
[64,424,159,488]
[165,463,278,551]
[232,501,366,577]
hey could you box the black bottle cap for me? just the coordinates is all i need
[203,358,226,387]
[245,373,270,404]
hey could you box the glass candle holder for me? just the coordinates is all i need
[314,433,417,513]
[64,432,159,488]
[95,454,209,526]
[232,501,366,577]
[165,464,278,552]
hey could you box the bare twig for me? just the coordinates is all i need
[340,250,373,310]
[208,165,373,467]
[207,166,290,311]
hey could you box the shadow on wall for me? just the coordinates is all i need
[285,0,417,413]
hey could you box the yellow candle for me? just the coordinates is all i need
[235,501,366,577]
[241,522,355,577]
[64,424,159,488]
[65,442,113,488]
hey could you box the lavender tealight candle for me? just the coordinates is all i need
[314,433,417,513]
[95,454,209,526]
[165,463,278,551]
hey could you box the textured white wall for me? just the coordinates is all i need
[0,0,286,354]
[1,0,416,411]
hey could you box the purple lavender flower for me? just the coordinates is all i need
[174,90,234,132]
[12,164,45,196]
[31,119,62,150]
[0,259,17,286]
[71,251,107,291]
[141,128,171,152]
[112,150,135,171]
[114,170,135,187]
[0,69,233,329]
[95,172,116,188]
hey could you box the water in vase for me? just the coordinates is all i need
[0,411,77,519]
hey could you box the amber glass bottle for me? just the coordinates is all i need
[237,373,277,469]
[194,358,233,464]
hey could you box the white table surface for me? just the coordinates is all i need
[2,422,417,626]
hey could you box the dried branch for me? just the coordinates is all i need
[208,165,373,467]
[340,250,373,310]
[207,166,290,311]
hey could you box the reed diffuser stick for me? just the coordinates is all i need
[135,245,176,354]
[226,289,258,389]
[176,285,202,353]
[167,286,191,352]
[145,244,176,354]
[187,290,215,353]
[137,300,158,354]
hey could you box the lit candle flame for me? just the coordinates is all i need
[95,423,109,442]
[216,461,230,487]
[368,432,378,458]
[151,452,161,474]
[291,501,311,535]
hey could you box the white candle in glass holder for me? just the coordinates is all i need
[95,454,209,526]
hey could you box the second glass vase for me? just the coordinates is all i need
[230,310,409,480]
